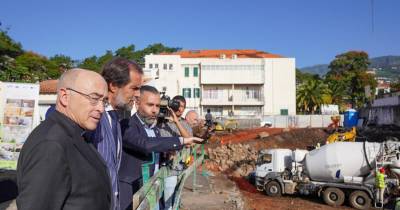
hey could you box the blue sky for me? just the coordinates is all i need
[1,0,399,67]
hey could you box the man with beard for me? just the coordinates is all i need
[119,85,203,210]
[86,57,142,210]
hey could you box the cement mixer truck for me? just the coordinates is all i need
[254,141,400,209]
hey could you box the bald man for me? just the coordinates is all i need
[17,69,112,210]
[185,110,212,139]
[185,110,200,128]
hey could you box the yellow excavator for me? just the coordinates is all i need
[326,127,357,144]
[214,117,238,132]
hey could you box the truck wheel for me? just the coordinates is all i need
[349,190,371,210]
[322,187,345,207]
[265,181,281,197]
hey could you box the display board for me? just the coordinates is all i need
[0,82,40,170]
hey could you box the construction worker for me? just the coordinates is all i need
[375,167,386,207]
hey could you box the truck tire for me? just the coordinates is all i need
[265,181,281,197]
[349,190,371,210]
[322,187,345,207]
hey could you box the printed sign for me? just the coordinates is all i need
[0,82,40,170]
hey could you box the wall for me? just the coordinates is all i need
[359,105,400,126]
[263,58,296,115]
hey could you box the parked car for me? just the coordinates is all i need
[260,120,272,127]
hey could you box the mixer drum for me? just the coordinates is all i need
[304,142,381,182]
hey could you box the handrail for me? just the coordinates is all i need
[132,144,205,210]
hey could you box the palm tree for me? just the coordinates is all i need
[327,79,347,105]
[296,79,331,114]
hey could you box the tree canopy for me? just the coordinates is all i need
[326,51,376,108]
[296,50,377,113]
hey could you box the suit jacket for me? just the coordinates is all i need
[87,112,122,210]
[17,111,111,210]
[119,114,182,185]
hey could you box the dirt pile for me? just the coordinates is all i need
[205,128,329,177]
[210,128,284,145]
[207,143,258,177]
[250,128,328,151]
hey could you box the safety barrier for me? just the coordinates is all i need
[132,144,206,210]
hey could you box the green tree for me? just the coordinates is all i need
[78,43,180,71]
[78,50,113,72]
[133,43,180,65]
[326,51,376,108]
[0,30,23,58]
[78,56,101,72]
[97,50,113,70]
[13,52,58,82]
[296,79,331,114]
[49,54,75,72]
[296,69,320,85]
[115,44,135,60]
[324,78,349,111]
[0,28,24,81]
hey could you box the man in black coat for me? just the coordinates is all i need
[119,85,203,210]
[17,69,112,210]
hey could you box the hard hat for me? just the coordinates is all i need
[379,167,385,173]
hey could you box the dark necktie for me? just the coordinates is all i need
[107,110,119,150]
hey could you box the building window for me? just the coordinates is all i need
[241,87,260,100]
[155,64,159,68]
[183,88,191,98]
[184,67,189,77]
[280,109,288,116]
[193,67,199,77]
[169,64,173,70]
[194,88,200,98]
[203,87,221,99]
[163,64,167,70]
[149,64,153,69]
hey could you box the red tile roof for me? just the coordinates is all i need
[159,49,284,58]
[40,79,58,94]
[377,83,390,89]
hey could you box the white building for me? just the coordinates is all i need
[144,49,296,117]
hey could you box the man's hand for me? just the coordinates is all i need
[183,137,204,145]
[168,107,179,123]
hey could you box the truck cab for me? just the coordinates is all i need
[255,149,293,191]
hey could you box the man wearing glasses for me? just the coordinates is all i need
[85,57,143,210]
[17,69,111,210]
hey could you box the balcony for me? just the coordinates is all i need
[201,89,264,106]
[200,65,264,84]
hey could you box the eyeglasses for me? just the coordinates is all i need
[66,88,108,107]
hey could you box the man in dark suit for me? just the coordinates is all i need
[119,85,203,210]
[17,69,111,210]
[87,57,143,210]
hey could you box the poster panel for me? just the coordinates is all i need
[0,82,40,170]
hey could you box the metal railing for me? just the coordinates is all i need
[132,144,206,210]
